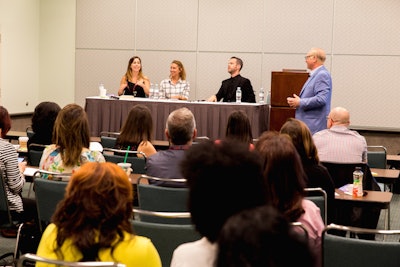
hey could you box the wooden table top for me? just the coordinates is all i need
[335,189,392,209]
[370,168,400,184]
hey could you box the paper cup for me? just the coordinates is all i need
[18,136,29,151]
[117,162,133,176]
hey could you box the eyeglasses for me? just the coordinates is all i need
[304,55,314,59]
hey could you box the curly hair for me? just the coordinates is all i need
[52,162,133,261]
[52,104,91,166]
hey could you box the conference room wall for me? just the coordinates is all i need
[75,0,400,132]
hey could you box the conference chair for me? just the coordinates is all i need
[323,223,400,267]
[304,187,327,225]
[25,126,34,139]
[132,209,200,267]
[33,175,69,232]
[99,131,120,149]
[290,221,309,241]
[102,148,147,174]
[137,175,189,224]
[367,145,387,169]
[27,143,46,167]
[18,253,126,267]
[321,162,382,236]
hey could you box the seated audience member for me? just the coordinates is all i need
[115,104,156,158]
[216,205,313,267]
[146,107,196,186]
[207,56,255,103]
[118,56,150,97]
[170,140,268,267]
[159,60,190,100]
[280,118,335,223]
[40,104,105,174]
[312,106,367,163]
[313,107,380,239]
[215,110,254,150]
[36,162,161,267]
[28,101,61,148]
[0,106,38,237]
[255,132,324,267]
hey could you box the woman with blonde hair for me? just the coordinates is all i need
[118,56,150,97]
[36,162,161,266]
[159,60,190,100]
[39,104,105,174]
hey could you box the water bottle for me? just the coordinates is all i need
[154,84,159,100]
[266,89,271,104]
[259,87,265,104]
[99,83,106,97]
[236,87,242,103]
[352,167,364,197]
[149,83,154,99]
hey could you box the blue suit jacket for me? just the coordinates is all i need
[296,66,332,134]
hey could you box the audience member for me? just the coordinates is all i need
[0,106,38,237]
[215,110,254,150]
[118,56,150,97]
[39,104,105,174]
[170,140,268,267]
[28,101,61,148]
[255,132,324,267]
[159,60,190,100]
[313,106,367,163]
[280,118,335,223]
[216,205,313,267]
[207,57,255,103]
[115,104,156,158]
[36,162,161,267]
[287,47,332,134]
[146,107,196,186]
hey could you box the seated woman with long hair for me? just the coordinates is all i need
[36,162,161,267]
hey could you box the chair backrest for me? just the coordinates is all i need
[28,144,46,166]
[26,126,34,139]
[137,175,189,224]
[290,221,309,241]
[33,178,68,232]
[367,145,387,169]
[0,171,13,227]
[304,187,327,225]
[131,209,200,267]
[321,161,380,191]
[103,148,147,174]
[323,223,400,267]
[100,136,118,149]
[17,253,125,267]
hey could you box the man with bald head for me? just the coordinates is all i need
[312,106,367,163]
[287,47,332,134]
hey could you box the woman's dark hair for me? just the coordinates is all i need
[255,131,307,222]
[181,139,267,242]
[0,106,12,138]
[216,205,313,267]
[52,162,133,261]
[116,104,153,148]
[225,110,253,144]
[31,101,61,143]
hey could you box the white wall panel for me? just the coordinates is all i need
[263,0,334,53]
[333,0,400,55]
[198,0,264,52]
[76,0,135,49]
[136,51,197,99]
[136,0,198,51]
[331,55,400,130]
[196,53,262,101]
[75,50,134,107]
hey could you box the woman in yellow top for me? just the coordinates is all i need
[36,162,161,267]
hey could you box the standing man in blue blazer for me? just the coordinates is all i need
[287,48,332,134]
